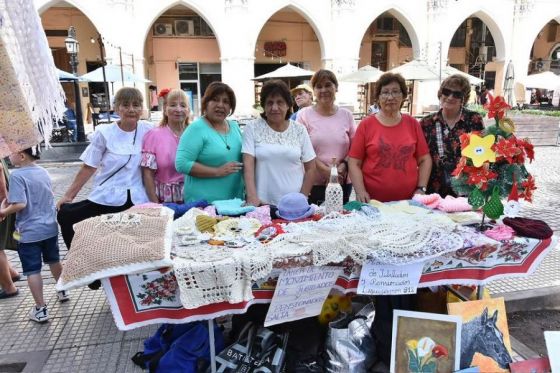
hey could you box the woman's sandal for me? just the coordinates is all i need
[0,289,19,299]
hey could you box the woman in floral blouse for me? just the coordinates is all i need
[420,74,484,197]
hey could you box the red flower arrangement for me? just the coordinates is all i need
[451,96,536,221]
[158,88,171,99]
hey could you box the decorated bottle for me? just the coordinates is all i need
[324,157,343,214]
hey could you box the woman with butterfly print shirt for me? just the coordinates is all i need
[348,72,431,203]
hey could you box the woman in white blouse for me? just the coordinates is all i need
[242,80,316,206]
[56,87,153,251]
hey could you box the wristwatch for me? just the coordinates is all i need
[416,186,427,193]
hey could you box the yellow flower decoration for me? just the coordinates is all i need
[499,117,515,134]
[461,134,496,167]
[406,339,418,350]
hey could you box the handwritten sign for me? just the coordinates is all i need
[264,266,341,327]
[357,260,423,295]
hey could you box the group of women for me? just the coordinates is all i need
[51,69,483,367]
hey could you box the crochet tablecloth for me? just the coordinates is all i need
[102,235,556,330]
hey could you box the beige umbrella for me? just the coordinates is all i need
[521,71,560,90]
[253,63,315,80]
[389,59,439,81]
[339,65,384,84]
[441,65,484,85]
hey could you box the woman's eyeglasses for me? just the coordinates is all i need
[441,88,464,99]
[379,90,403,99]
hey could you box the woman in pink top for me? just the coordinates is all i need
[142,89,190,203]
[296,69,355,205]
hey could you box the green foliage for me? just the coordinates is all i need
[466,104,487,116]
[509,109,560,118]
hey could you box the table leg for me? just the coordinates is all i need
[208,319,217,373]
[476,285,485,300]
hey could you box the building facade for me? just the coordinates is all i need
[36,0,560,117]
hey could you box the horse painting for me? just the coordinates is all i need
[460,307,512,369]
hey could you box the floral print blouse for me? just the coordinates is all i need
[420,108,484,197]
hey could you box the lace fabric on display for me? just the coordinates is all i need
[57,207,174,291]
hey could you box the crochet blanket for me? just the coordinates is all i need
[57,206,174,291]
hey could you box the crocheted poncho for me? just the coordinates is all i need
[57,206,174,291]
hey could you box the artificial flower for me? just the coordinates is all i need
[498,117,515,134]
[465,164,498,191]
[484,94,511,120]
[517,138,535,163]
[493,137,521,164]
[521,175,537,202]
[432,344,448,358]
[417,337,436,357]
[158,88,171,98]
[461,134,496,167]
[451,156,467,176]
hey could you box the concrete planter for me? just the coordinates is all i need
[484,114,560,146]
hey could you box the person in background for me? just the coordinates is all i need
[420,74,484,197]
[175,82,244,203]
[289,84,313,121]
[142,89,190,203]
[63,102,78,143]
[348,72,431,367]
[57,87,152,252]
[243,79,316,206]
[297,69,355,205]
[0,158,19,299]
[0,148,67,322]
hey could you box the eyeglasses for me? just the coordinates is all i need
[441,88,464,99]
[379,90,403,99]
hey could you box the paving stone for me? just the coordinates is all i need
[41,342,121,373]
[0,315,67,355]
[53,312,123,349]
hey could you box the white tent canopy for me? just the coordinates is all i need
[441,65,484,85]
[253,63,314,80]
[80,64,151,83]
[339,65,384,84]
[389,60,439,81]
[521,71,560,90]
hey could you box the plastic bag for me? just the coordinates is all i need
[325,303,376,373]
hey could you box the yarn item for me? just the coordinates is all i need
[163,200,209,219]
[245,205,272,225]
[482,186,504,220]
[413,193,441,209]
[195,215,218,233]
[468,187,485,209]
[437,196,472,213]
[503,217,553,239]
[57,207,174,291]
[343,200,367,211]
[484,224,515,241]
[213,198,255,216]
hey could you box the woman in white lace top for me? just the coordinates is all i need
[242,80,316,206]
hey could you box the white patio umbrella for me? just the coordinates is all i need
[253,63,314,80]
[503,61,515,106]
[389,59,439,81]
[441,65,484,85]
[521,71,560,90]
[339,65,384,84]
[80,64,151,83]
[57,68,90,82]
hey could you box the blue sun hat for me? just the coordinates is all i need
[276,192,315,221]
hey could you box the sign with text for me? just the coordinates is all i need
[357,260,423,295]
[264,266,341,327]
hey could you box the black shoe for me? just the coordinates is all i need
[87,280,101,290]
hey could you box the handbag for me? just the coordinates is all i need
[211,322,289,373]
[325,303,377,373]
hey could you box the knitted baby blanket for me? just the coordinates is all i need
[56,206,174,291]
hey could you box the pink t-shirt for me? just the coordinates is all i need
[297,106,356,185]
[348,114,429,202]
[141,126,183,184]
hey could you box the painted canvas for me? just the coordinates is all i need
[509,356,551,373]
[448,297,513,372]
[391,310,462,373]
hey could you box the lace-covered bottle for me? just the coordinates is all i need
[324,157,343,214]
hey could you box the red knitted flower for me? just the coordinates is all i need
[520,175,537,202]
[484,95,511,120]
[493,137,521,164]
[464,165,498,190]
[158,88,171,99]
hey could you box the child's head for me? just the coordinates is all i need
[9,147,40,166]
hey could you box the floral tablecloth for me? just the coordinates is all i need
[102,236,555,330]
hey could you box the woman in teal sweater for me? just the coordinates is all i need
[175,82,244,202]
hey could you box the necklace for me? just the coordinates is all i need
[212,119,230,150]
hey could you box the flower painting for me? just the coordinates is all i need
[391,310,462,373]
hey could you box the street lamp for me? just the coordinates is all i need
[65,26,85,142]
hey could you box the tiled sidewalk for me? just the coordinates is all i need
[1,147,559,371]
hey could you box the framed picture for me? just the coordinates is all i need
[391,310,462,373]
[448,297,513,372]
[81,87,89,97]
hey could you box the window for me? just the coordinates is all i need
[178,63,198,80]
[450,21,467,47]
[398,24,412,47]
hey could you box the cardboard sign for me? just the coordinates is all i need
[357,260,423,295]
[264,266,341,327]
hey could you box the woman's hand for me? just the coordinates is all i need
[56,195,73,210]
[355,190,371,203]
[216,161,243,177]
[337,162,348,184]
[316,160,331,182]
[245,195,261,207]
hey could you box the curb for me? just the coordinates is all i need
[499,285,560,313]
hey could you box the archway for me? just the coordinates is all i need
[144,4,220,117]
